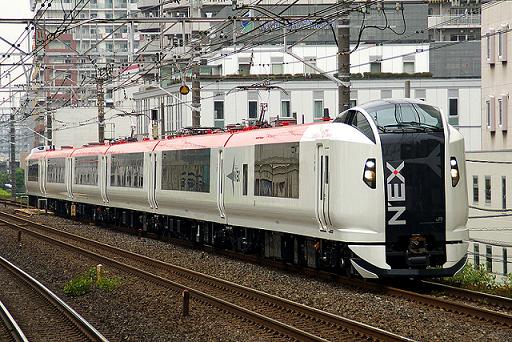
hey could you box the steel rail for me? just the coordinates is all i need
[420,280,512,311]
[0,211,411,342]
[0,254,108,342]
[0,299,28,342]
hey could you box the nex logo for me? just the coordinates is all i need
[386,162,406,225]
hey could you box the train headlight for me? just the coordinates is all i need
[450,157,460,187]
[363,158,376,189]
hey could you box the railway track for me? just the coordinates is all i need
[0,210,411,342]
[0,253,107,342]
[0,299,27,342]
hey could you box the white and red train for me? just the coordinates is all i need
[26,99,469,278]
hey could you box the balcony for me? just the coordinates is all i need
[428,14,480,29]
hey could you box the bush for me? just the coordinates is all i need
[63,266,121,297]
[444,264,512,298]
[63,275,93,297]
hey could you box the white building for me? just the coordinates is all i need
[133,76,481,151]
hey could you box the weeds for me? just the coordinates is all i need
[63,266,121,297]
[443,264,512,298]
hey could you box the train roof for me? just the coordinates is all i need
[226,122,325,148]
[154,132,232,151]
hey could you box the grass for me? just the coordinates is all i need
[443,264,512,298]
[63,266,121,297]
[0,189,12,199]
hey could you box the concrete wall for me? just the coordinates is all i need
[429,41,481,78]
[51,107,134,148]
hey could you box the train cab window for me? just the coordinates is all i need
[334,110,375,143]
[351,112,375,143]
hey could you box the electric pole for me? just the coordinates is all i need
[8,72,16,200]
[96,66,111,143]
[191,61,200,127]
[97,75,105,143]
[337,0,350,114]
[9,106,16,200]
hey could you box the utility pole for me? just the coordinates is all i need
[191,61,200,127]
[9,72,16,200]
[96,66,112,144]
[337,0,350,114]
[191,0,202,127]
[97,75,105,143]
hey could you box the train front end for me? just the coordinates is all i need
[347,99,468,278]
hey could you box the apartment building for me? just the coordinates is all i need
[28,0,140,146]
[465,0,512,277]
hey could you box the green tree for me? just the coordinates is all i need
[16,168,25,193]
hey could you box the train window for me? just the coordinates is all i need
[47,158,65,184]
[254,142,299,199]
[161,149,210,193]
[365,103,443,130]
[28,161,39,182]
[333,110,354,124]
[75,156,99,186]
[351,112,375,143]
[243,163,248,196]
[110,153,144,188]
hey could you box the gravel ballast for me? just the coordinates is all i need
[1,208,511,341]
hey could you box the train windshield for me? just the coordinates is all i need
[363,102,444,132]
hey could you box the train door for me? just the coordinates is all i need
[66,157,73,199]
[40,158,47,195]
[147,152,158,209]
[316,144,332,233]
[216,149,226,219]
[100,155,109,203]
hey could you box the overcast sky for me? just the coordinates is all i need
[0,0,34,102]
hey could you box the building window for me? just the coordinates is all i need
[485,176,491,204]
[381,89,392,99]
[486,245,493,272]
[313,100,324,119]
[304,57,317,74]
[313,91,324,119]
[271,57,284,75]
[474,244,480,267]
[486,96,496,131]
[281,100,291,117]
[254,142,299,198]
[473,176,479,203]
[403,61,415,74]
[238,63,250,76]
[161,149,210,193]
[498,98,504,127]
[248,100,258,119]
[415,89,426,101]
[487,28,496,64]
[214,101,224,128]
[449,98,458,116]
[370,62,381,73]
[503,176,507,209]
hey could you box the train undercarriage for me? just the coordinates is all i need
[30,196,357,275]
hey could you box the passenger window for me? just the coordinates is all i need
[351,112,376,143]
